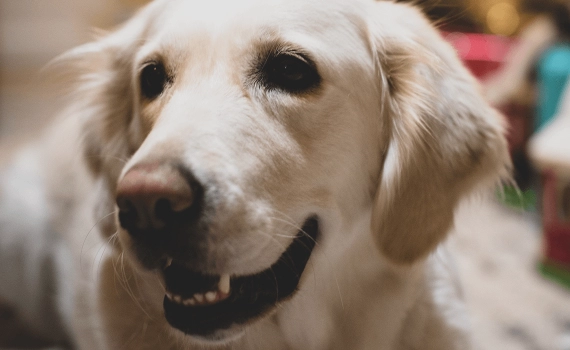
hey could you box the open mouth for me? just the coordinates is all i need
[162,216,319,338]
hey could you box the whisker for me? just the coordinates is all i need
[270,267,279,300]
[117,252,153,319]
[83,153,130,165]
[93,230,119,279]
[268,210,345,310]
[80,210,118,275]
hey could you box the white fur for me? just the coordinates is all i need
[0,0,510,349]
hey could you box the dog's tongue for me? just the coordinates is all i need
[163,262,220,297]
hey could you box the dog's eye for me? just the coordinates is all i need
[263,54,320,93]
[140,63,168,99]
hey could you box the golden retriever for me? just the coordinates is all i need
[0,0,510,348]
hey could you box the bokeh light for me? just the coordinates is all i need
[487,2,521,36]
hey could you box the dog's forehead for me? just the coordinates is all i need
[159,0,358,27]
[151,0,370,54]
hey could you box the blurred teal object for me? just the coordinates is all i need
[536,44,570,131]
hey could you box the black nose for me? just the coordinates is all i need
[116,163,204,239]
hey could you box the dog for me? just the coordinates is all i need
[0,0,510,348]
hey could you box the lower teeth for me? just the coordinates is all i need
[165,274,232,306]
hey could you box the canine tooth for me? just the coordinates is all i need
[183,298,196,306]
[205,291,217,302]
[166,292,174,300]
[165,258,173,268]
[194,294,204,303]
[173,295,182,304]
[218,274,230,294]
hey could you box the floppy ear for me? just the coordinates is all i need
[368,3,511,264]
[50,1,164,184]
[47,2,165,238]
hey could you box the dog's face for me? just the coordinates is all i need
[65,0,509,343]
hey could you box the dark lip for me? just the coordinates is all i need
[162,216,319,337]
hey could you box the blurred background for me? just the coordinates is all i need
[1,0,570,349]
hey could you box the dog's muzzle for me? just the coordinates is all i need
[116,163,320,338]
[162,217,319,338]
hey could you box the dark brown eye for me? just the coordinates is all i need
[262,54,320,93]
[140,62,168,99]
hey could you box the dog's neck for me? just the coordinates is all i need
[256,212,429,350]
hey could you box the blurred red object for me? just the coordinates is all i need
[444,32,514,79]
[542,171,570,266]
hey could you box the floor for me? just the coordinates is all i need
[452,200,570,350]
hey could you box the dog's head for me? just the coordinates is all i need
[62,0,509,343]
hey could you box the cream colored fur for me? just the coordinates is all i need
[0,0,510,349]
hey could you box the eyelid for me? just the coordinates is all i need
[273,48,314,67]
[138,60,173,83]
[139,60,160,73]
[277,52,307,62]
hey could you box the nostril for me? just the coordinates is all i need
[117,196,158,231]
[155,198,176,223]
[117,198,139,231]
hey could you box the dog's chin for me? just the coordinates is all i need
[172,327,246,347]
[159,216,319,341]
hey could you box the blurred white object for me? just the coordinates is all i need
[529,80,570,175]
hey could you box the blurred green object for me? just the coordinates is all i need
[499,185,537,210]
[539,260,570,290]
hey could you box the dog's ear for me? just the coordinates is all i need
[46,3,164,240]
[50,2,163,184]
[368,3,510,264]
